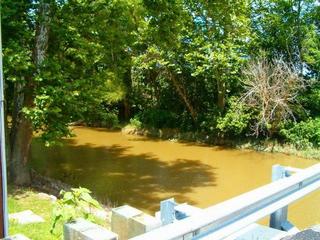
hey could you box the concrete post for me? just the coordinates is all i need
[111,205,142,240]
[269,164,288,230]
[111,205,162,240]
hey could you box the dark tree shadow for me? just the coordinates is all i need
[29,138,216,213]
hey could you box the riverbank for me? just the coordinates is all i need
[9,185,110,240]
[122,125,320,160]
[9,186,62,240]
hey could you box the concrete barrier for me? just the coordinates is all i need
[128,213,161,237]
[111,205,161,240]
[64,218,118,240]
[111,205,142,240]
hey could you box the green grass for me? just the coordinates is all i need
[8,186,109,240]
[8,186,63,240]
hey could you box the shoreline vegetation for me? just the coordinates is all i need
[121,124,320,160]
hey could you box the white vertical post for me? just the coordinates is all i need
[269,164,288,230]
[0,9,9,238]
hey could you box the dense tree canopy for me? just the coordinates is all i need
[2,0,320,184]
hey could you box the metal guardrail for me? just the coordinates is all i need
[130,163,320,240]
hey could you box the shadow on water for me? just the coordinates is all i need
[30,138,217,212]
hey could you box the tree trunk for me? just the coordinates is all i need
[9,117,33,186]
[9,1,51,185]
[296,0,303,74]
[9,81,33,185]
[123,98,130,121]
[167,71,197,121]
[123,68,132,121]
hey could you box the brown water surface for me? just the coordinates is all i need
[30,127,320,228]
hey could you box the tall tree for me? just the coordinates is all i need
[4,0,52,185]
[184,0,251,110]
[3,0,140,185]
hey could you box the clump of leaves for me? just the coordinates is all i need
[280,118,320,149]
[129,116,142,129]
[217,97,252,137]
[50,187,102,234]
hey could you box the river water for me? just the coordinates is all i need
[30,127,320,228]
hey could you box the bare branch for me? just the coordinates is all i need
[241,57,306,137]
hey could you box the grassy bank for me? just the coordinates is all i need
[8,186,108,240]
[122,125,320,160]
[9,186,62,240]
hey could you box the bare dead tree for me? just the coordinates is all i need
[241,58,306,137]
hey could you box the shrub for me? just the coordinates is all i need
[217,97,252,137]
[51,187,102,234]
[198,107,220,134]
[129,116,142,129]
[280,118,320,148]
[100,111,119,128]
[138,109,178,128]
[84,109,119,128]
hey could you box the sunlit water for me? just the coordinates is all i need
[30,127,320,228]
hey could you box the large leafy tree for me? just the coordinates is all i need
[4,0,52,185]
[3,0,141,185]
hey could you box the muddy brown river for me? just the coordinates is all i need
[30,127,320,228]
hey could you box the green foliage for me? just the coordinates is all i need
[299,84,320,117]
[51,187,102,234]
[129,116,142,129]
[217,97,252,137]
[83,107,119,128]
[4,0,138,146]
[138,109,179,129]
[280,118,320,148]
[4,0,320,165]
[197,107,220,134]
[251,0,316,63]
[303,25,320,75]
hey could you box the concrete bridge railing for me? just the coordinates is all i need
[131,163,320,240]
